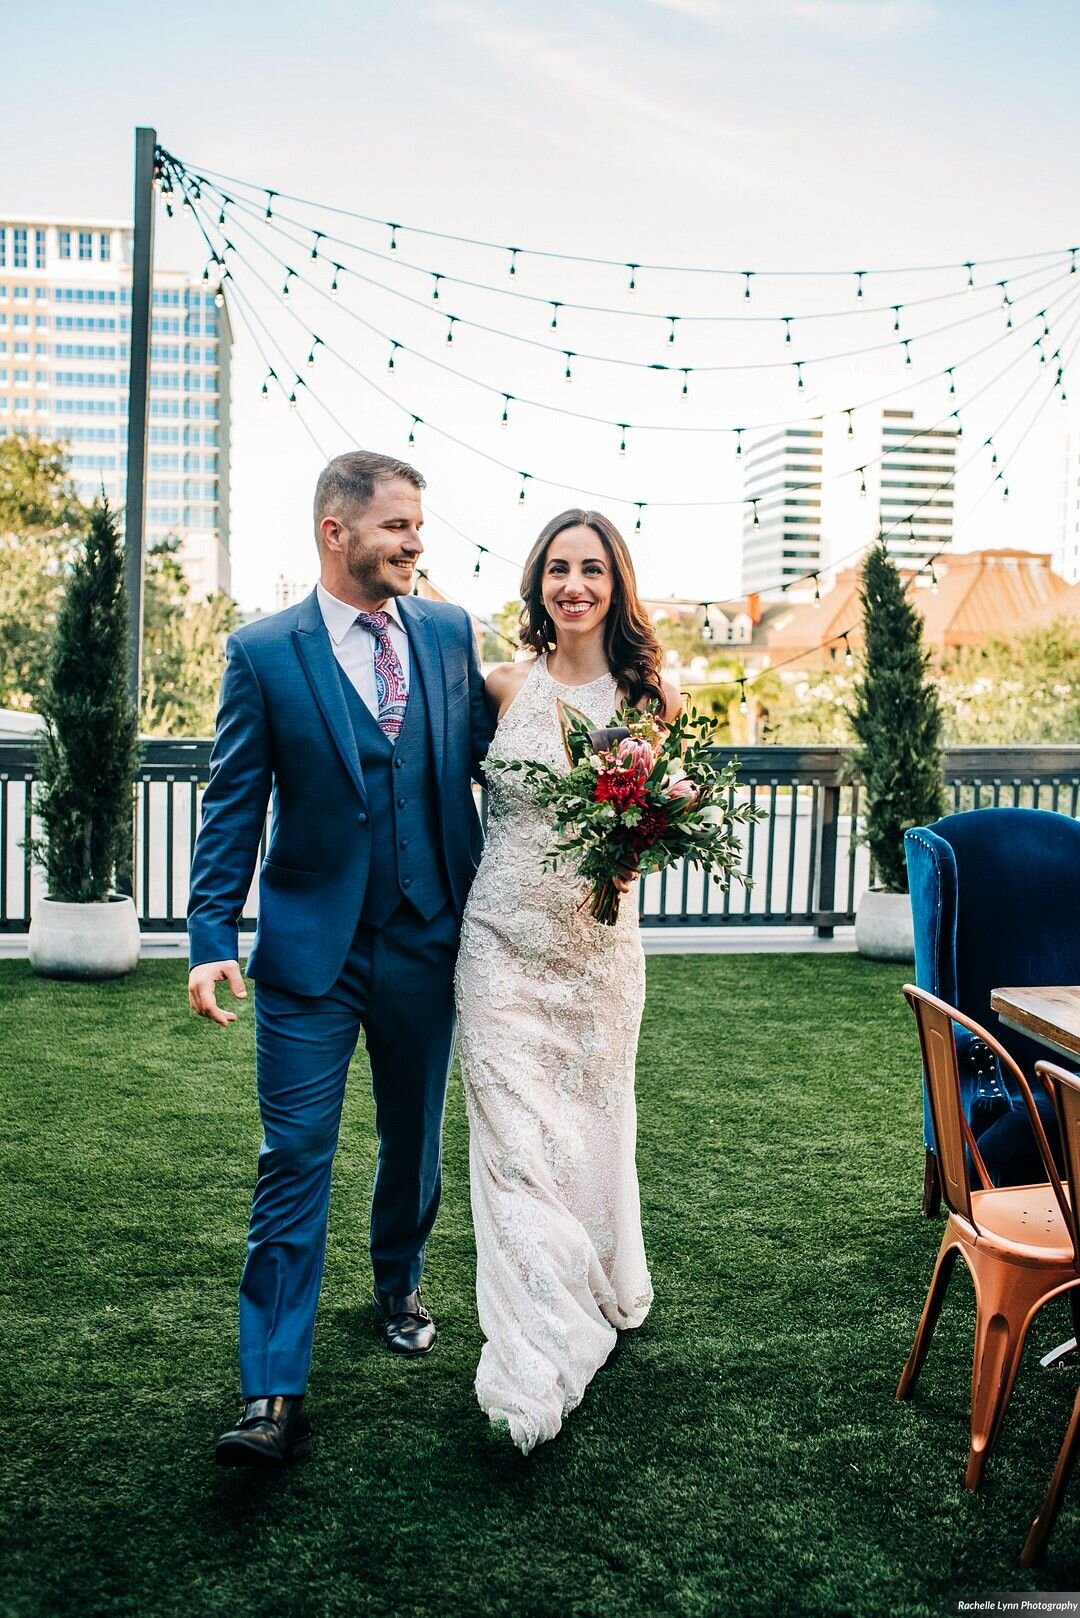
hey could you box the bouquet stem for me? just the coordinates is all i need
[588,879,622,927]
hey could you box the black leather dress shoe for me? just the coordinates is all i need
[372,1287,437,1356]
[214,1395,312,1467]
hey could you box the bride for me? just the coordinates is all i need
[454,508,682,1453]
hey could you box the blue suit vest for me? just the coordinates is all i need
[336,662,452,928]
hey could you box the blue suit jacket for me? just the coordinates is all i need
[187,588,495,997]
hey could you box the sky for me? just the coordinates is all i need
[4,0,1080,616]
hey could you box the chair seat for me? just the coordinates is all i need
[969,1184,1073,1262]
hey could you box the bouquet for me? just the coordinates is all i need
[489,698,758,925]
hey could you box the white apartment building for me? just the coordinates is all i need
[818,405,958,579]
[739,425,824,598]
[0,215,231,599]
[1056,408,1080,584]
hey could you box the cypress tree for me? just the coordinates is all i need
[851,539,945,894]
[32,499,139,902]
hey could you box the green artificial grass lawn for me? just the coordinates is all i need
[3,955,1080,1618]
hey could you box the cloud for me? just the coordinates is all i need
[644,0,938,36]
[428,2,773,187]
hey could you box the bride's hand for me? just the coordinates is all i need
[614,856,639,895]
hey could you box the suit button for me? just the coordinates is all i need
[394,758,404,770]
[399,839,409,850]
[397,798,407,809]
[358,812,368,825]
[401,877,413,889]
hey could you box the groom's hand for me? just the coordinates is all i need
[188,960,247,1026]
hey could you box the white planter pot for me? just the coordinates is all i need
[855,888,915,963]
[28,895,141,980]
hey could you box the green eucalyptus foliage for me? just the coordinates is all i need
[31,500,139,902]
[851,540,945,893]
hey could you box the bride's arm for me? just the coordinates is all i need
[484,660,531,721]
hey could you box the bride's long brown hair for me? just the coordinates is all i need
[518,509,665,710]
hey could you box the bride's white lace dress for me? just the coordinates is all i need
[454,653,653,1454]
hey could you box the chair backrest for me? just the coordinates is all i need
[903,984,1071,1241]
[1036,1061,1080,1259]
[906,810,1080,1078]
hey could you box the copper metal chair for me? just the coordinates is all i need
[898,986,1077,1490]
[1021,1060,1080,1565]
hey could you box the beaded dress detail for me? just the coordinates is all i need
[455,654,653,1454]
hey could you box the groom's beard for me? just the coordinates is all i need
[345,535,418,600]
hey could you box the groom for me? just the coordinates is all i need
[187,450,494,1465]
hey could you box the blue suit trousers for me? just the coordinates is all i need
[238,901,459,1398]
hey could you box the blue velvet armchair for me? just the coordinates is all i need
[905,808,1080,1213]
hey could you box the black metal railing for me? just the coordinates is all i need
[5,739,1080,935]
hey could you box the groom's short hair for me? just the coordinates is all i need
[314,450,426,544]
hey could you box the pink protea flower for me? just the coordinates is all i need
[665,775,699,802]
[616,736,657,774]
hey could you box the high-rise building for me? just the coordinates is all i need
[818,405,957,578]
[0,214,231,598]
[1056,408,1080,584]
[739,425,824,598]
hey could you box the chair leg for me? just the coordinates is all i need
[1021,1384,1080,1567]
[966,1269,1050,1491]
[921,1150,942,1219]
[897,1241,958,1400]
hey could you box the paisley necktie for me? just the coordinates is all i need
[355,611,408,742]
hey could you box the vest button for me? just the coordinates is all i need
[397,798,407,809]
[401,877,413,889]
[394,758,404,769]
[399,839,409,850]
[357,812,368,825]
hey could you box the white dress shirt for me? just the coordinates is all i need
[316,582,411,723]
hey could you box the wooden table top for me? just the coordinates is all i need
[991,986,1080,1064]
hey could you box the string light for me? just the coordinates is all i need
[892,306,902,333]
[508,248,519,276]
[500,393,511,427]
[618,425,629,455]
[846,409,855,439]
[734,428,744,458]
[431,273,443,301]
[388,340,400,374]
[550,302,561,330]
[812,573,822,607]
[701,605,714,642]
[842,632,854,667]
[330,264,341,297]
[743,271,753,300]
[306,336,322,367]
[446,316,456,345]
[634,503,645,534]
[473,545,487,578]
[667,316,678,344]
[626,263,638,294]
[855,271,866,299]
[965,261,975,291]
[782,316,792,344]
[389,223,400,252]
[738,678,749,715]
[946,367,956,395]
[518,473,530,504]
[281,267,295,299]
[794,361,805,390]
[680,369,690,399]
[928,559,939,593]
[902,338,913,365]
[858,466,867,497]
[260,366,276,400]
[750,499,760,528]
[408,415,420,447]
[564,351,574,383]
[310,230,323,261]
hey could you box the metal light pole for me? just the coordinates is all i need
[124,125,157,714]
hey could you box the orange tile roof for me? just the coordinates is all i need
[763,550,1069,669]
